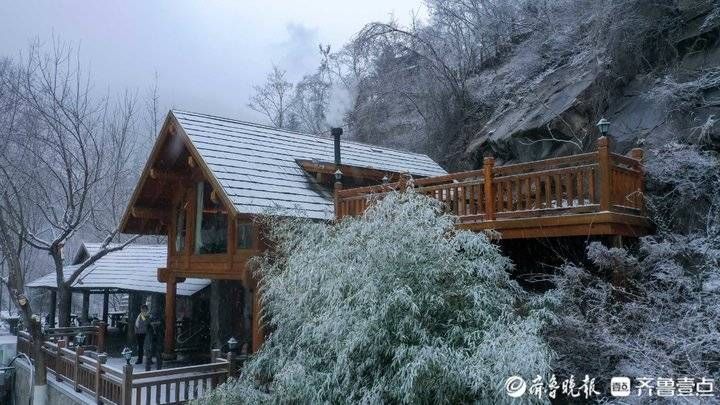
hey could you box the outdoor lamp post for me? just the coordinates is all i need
[121,347,133,365]
[75,332,86,347]
[228,337,238,352]
[596,118,610,136]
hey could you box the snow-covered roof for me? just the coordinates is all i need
[173,110,447,220]
[27,243,209,296]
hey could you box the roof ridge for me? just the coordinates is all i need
[171,109,434,158]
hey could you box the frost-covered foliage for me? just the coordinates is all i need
[201,190,553,404]
[546,141,720,397]
[644,143,720,233]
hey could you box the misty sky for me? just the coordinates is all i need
[0,0,425,123]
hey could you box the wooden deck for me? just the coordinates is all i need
[335,137,652,239]
[17,331,242,404]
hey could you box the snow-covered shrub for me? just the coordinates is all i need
[546,141,720,397]
[644,143,719,233]
[200,189,553,404]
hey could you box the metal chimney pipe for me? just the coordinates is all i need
[331,127,343,168]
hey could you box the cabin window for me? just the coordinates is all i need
[174,202,187,253]
[237,220,253,249]
[194,182,228,254]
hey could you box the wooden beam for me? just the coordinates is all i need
[149,168,186,182]
[131,207,167,221]
[296,159,404,183]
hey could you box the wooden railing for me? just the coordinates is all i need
[44,324,107,354]
[336,137,645,223]
[18,331,242,404]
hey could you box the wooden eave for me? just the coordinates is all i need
[296,159,418,183]
[120,111,239,235]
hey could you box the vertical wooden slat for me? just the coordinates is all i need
[483,157,495,220]
[524,178,531,210]
[554,174,562,208]
[589,167,596,204]
[598,137,612,211]
[576,170,584,205]
[544,175,551,208]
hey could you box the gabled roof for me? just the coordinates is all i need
[27,243,209,296]
[121,110,447,233]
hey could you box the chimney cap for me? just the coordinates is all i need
[331,127,343,137]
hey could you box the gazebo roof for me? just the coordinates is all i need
[27,243,209,296]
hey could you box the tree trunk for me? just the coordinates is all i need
[57,284,72,327]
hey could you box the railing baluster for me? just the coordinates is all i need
[483,157,495,220]
[576,170,584,205]
[544,175,551,209]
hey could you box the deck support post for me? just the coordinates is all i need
[101,291,109,324]
[163,277,177,360]
[74,346,84,392]
[334,181,343,219]
[251,286,263,352]
[121,363,133,405]
[48,290,57,328]
[80,291,90,325]
[598,136,612,212]
[97,321,107,353]
[95,353,107,403]
[483,156,495,220]
[630,147,645,215]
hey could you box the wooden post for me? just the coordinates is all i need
[251,287,263,353]
[49,290,57,328]
[97,322,107,354]
[597,136,612,212]
[56,339,66,381]
[334,181,343,219]
[74,346,84,392]
[483,156,495,220]
[630,147,645,214]
[163,277,177,359]
[211,348,220,363]
[121,363,133,405]
[95,353,107,403]
[227,351,237,378]
[102,291,109,324]
[81,291,90,325]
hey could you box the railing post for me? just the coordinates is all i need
[227,351,237,379]
[74,346,84,392]
[483,156,495,220]
[97,322,107,354]
[630,147,645,214]
[121,363,133,405]
[56,339,66,382]
[597,136,612,211]
[334,181,343,219]
[211,348,220,363]
[95,353,107,403]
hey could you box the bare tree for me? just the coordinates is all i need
[0,40,141,336]
[248,65,296,129]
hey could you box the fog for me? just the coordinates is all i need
[0,0,425,122]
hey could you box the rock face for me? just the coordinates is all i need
[463,3,720,166]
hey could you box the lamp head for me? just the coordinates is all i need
[596,118,610,135]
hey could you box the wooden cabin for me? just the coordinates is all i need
[120,110,447,358]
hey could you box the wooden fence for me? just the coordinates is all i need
[18,331,241,404]
[335,136,645,225]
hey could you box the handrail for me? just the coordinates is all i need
[335,137,646,224]
[17,333,241,405]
